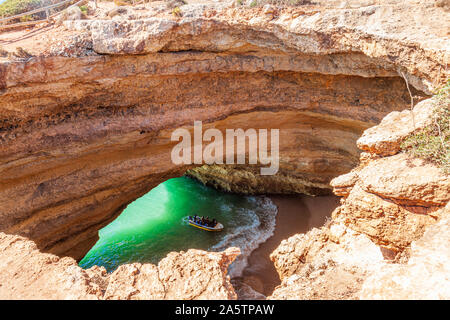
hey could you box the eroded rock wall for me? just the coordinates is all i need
[0,0,448,299]
[360,205,450,299]
[1,0,444,259]
[269,96,449,299]
[0,232,240,300]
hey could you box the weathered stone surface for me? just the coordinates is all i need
[330,100,449,251]
[357,98,437,156]
[186,163,333,196]
[329,94,450,252]
[0,232,239,300]
[270,204,450,300]
[360,205,450,300]
[330,169,359,197]
[333,183,441,251]
[0,232,105,300]
[357,153,450,206]
[268,223,384,299]
[104,247,240,300]
[59,1,449,94]
[270,92,449,299]
[104,264,166,300]
[2,1,438,259]
[0,0,448,300]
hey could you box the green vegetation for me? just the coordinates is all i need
[0,0,72,23]
[19,13,33,21]
[0,0,44,18]
[401,80,450,173]
[112,0,128,6]
[79,4,88,15]
[171,6,181,17]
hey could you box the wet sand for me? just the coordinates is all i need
[235,194,340,298]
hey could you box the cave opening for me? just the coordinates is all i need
[0,51,429,299]
[77,172,340,299]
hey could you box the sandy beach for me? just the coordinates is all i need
[235,194,340,298]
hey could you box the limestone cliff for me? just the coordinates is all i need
[0,0,448,300]
[0,0,447,261]
[269,95,449,299]
[0,231,240,299]
[360,207,450,299]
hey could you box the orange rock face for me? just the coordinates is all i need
[0,0,448,300]
[360,205,450,299]
[0,232,240,300]
[270,95,449,300]
[332,97,449,252]
[1,0,445,261]
[268,225,385,299]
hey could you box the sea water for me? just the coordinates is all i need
[79,176,277,278]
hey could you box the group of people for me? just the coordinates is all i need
[189,215,217,228]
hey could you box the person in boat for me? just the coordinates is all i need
[205,216,210,226]
[212,219,217,227]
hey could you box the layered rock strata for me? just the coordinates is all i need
[360,207,450,299]
[1,0,447,260]
[0,0,448,299]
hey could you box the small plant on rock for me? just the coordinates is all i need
[172,6,182,17]
[246,0,314,6]
[79,5,88,16]
[400,80,450,173]
[19,14,33,22]
[113,0,129,6]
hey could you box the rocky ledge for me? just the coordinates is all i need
[269,95,449,299]
[0,231,240,299]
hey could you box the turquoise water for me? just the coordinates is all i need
[79,176,277,277]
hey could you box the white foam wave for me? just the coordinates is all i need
[220,203,233,213]
[210,196,277,278]
[180,216,190,225]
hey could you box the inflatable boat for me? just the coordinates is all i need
[188,218,224,232]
